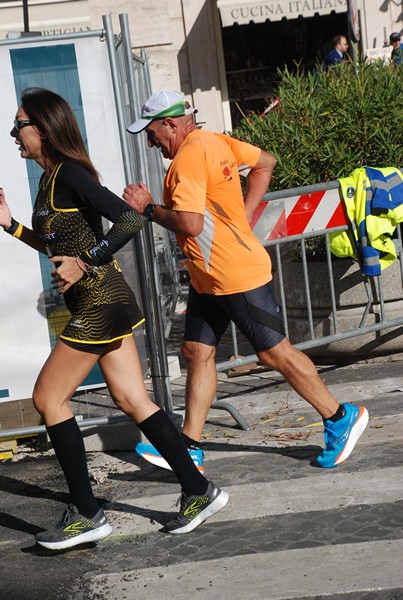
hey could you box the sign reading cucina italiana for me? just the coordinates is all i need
[217,0,347,26]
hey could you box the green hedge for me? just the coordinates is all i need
[233,60,403,192]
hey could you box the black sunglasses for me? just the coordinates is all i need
[13,118,35,132]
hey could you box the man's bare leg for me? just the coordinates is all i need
[256,338,368,467]
[257,338,339,419]
[181,340,218,442]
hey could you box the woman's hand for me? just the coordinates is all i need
[0,188,12,230]
[50,256,87,295]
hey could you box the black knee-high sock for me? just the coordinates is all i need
[46,417,99,518]
[138,409,208,496]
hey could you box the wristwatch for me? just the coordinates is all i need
[143,203,156,221]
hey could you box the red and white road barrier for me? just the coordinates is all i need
[251,184,346,244]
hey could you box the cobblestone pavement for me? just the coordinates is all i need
[1,356,403,599]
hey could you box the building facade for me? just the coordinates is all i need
[0,0,402,131]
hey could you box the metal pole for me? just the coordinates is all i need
[0,414,132,440]
[118,15,174,413]
[22,0,29,32]
[119,14,174,413]
[102,13,173,412]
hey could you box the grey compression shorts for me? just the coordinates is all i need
[184,281,285,352]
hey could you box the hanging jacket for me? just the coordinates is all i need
[329,166,403,276]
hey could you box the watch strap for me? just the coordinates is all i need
[143,203,156,221]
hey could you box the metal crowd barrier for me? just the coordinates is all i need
[215,181,403,373]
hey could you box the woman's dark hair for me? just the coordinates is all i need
[21,87,99,181]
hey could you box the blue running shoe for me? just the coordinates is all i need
[317,403,369,468]
[135,442,204,474]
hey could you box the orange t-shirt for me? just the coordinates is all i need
[163,129,272,295]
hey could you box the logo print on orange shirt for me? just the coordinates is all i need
[222,165,232,181]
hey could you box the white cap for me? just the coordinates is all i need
[127,90,196,134]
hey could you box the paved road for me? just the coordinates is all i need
[1,360,402,599]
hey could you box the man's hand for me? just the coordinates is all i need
[122,181,153,215]
[124,181,204,237]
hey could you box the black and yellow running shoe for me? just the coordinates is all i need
[164,481,229,534]
[36,504,112,550]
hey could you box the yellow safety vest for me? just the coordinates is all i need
[330,166,403,275]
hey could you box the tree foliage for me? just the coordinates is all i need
[233,60,403,192]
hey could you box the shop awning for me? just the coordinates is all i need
[217,0,347,27]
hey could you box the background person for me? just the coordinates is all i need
[390,32,403,64]
[122,90,369,475]
[0,87,228,550]
[324,34,349,66]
